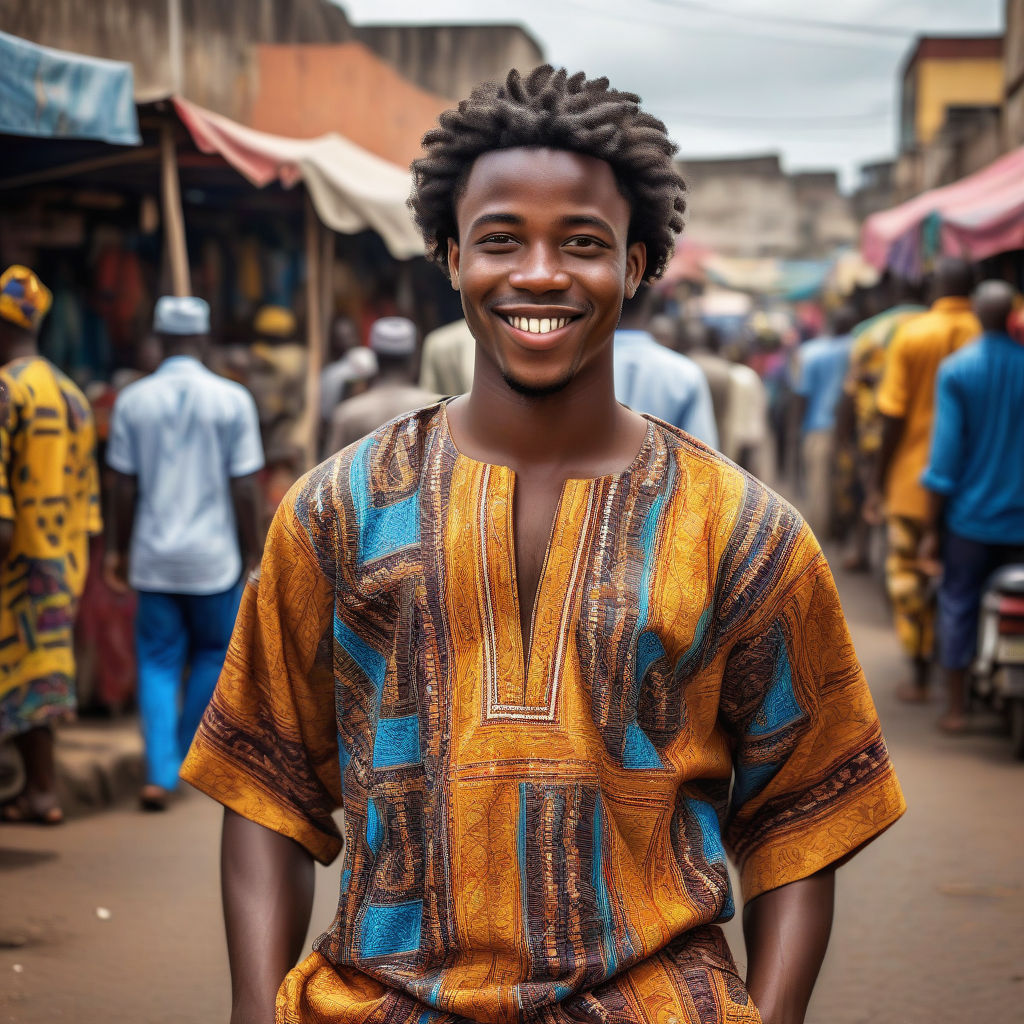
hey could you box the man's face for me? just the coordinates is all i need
[448,147,645,398]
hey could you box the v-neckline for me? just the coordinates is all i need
[438,402,659,700]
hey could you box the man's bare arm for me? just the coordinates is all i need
[104,470,137,592]
[863,413,904,524]
[222,809,315,1024]
[743,868,836,1024]
[229,472,264,579]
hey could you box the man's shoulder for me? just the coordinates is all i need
[316,401,444,496]
[653,418,814,631]
[423,319,473,354]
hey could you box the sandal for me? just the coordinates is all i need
[139,784,170,812]
[1,792,64,825]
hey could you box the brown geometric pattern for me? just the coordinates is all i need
[183,402,905,1023]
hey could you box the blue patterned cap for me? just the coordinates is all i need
[153,295,210,336]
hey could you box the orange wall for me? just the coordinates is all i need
[249,43,451,168]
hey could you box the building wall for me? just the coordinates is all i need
[679,157,855,259]
[1006,0,1024,147]
[1,1,544,126]
[912,57,1004,146]
[352,24,543,100]
[248,43,450,166]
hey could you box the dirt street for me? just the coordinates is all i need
[1,554,1022,1023]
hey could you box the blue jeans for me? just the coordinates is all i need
[938,532,1024,671]
[135,584,242,790]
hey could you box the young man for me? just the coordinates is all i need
[791,308,857,538]
[867,258,979,702]
[106,296,264,810]
[325,317,438,454]
[0,265,101,825]
[920,280,1024,732]
[183,67,904,1024]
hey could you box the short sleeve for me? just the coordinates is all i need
[875,326,911,418]
[920,363,965,496]
[0,378,12,521]
[105,393,137,475]
[180,492,342,863]
[721,537,905,903]
[228,390,265,478]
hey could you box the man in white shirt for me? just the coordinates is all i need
[106,296,264,809]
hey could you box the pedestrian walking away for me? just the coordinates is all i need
[920,280,1024,733]
[868,257,980,702]
[0,265,102,826]
[325,316,439,454]
[613,288,719,447]
[182,65,905,1024]
[791,307,857,538]
[105,296,264,811]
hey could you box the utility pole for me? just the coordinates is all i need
[168,0,184,96]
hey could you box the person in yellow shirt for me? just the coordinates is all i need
[867,258,980,702]
[0,266,101,824]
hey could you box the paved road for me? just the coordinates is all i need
[2,554,1022,1023]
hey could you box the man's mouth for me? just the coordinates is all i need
[500,314,576,335]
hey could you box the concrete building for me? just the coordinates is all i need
[1005,0,1024,148]
[677,154,856,259]
[1,0,542,135]
[894,35,1004,197]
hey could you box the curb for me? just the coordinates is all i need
[55,719,145,819]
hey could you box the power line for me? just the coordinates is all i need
[653,106,892,127]
[548,0,908,52]
[645,0,918,39]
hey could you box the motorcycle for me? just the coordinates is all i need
[973,563,1024,759]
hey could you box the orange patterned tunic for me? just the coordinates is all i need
[182,402,905,1024]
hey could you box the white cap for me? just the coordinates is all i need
[344,346,378,379]
[368,316,417,357]
[153,296,210,336]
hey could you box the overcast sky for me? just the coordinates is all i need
[339,0,1004,190]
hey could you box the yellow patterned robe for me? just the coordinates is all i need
[183,402,905,1024]
[0,356,101,739]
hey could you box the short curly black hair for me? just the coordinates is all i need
[410,65,686,282]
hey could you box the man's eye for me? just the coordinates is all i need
[481,234,516,245]
[565,237,605,249]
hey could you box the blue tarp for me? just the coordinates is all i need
[0,30,139,145]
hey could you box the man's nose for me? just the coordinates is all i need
[507,245,572,293]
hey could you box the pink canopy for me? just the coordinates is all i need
[172,97,424,259]
[861,146,1024,275]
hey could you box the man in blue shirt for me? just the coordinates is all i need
[920,280,1024,733]
[106,296,265,808]
[791,309,856,537]
[613,291,718,448]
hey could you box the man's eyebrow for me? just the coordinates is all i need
[469,213,524,231]
[561,214,616,233]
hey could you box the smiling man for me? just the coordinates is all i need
[182,67,904,1024]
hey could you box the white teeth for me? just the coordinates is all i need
[505,315,571,334]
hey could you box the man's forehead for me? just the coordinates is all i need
[457,147,627,219]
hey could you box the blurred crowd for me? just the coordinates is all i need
[1,254,1022,821]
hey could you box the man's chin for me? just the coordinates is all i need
[501,369,575,399]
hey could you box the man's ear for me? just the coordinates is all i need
[625,241,647,298]
[447,238,460,291]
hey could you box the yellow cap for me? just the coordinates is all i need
[0,265,52,331]
[254,305,297,339]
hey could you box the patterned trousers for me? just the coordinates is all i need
[885,515,935,660]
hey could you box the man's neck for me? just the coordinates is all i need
[0,339,37,364]
[452,353,641,478]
